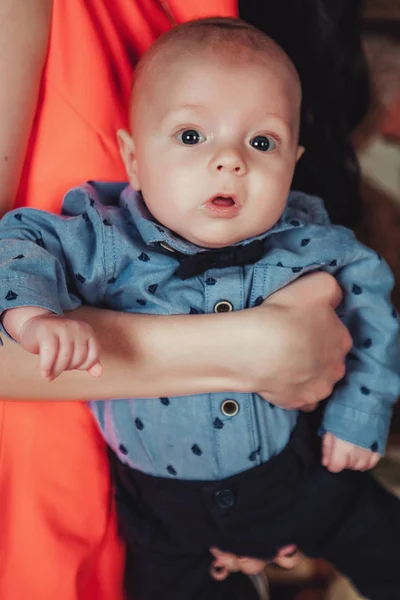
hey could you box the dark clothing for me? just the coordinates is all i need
[110,417,400,600]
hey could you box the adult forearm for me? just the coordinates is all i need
[1,274,351,404]
[1,307,253,400]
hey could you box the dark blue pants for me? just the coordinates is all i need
[110,418,400,600]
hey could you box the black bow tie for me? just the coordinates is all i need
[174,238,266,280]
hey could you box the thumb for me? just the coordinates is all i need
[265,272,342,309]
[87,361,103,378]
[299,272,343,309]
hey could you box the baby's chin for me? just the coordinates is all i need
[184,232,250,250]
[170,217,270,249]
[184,225,268,249]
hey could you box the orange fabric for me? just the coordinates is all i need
[16,0,237,213]
[0,1,237,600]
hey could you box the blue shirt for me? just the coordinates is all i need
[0,182,399,480]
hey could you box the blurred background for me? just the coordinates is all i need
[269,1,400,598]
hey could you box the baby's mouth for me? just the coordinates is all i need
[202,193,240,217]
[209,194,237,207]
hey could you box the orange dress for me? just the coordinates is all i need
[0,2,236,599]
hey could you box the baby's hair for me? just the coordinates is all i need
[131,17,300,118]
[130,6,369,228]
[148,16,292,57]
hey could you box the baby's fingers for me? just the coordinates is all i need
[209,564,230,581]
[274,546,301,569]
[323,434,349,472]
[209,547,239,577]
[40,334,75,381]
[75,336,102,377]
[350,456,367,471]
[369,453,381,470]
[48,336,75,380]
[39,334,60,380]
[236,556,267,575]
[326,451,349,473]
[87,361,103,378]
[322,432,334,468]
[352,452,381,472]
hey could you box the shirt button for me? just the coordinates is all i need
[159,241,176,253]
[214,489,235,509]
[214,300,233,313]
[221,399,239,417]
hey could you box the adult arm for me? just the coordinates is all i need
[0,0,52,215]
[0,273,351,402]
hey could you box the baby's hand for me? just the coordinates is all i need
[20,314,103,381]
[322,432,381,473]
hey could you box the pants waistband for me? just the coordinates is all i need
[110,414,317,508]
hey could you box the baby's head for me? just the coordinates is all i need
[118,17,304,248]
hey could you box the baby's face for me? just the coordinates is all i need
[124,53,303,248]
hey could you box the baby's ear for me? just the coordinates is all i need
[296,146,305,162]
[117,129,141,190]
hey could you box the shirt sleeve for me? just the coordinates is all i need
[321,243,400,453]
[0,198,109,323]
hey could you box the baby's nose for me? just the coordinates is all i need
[214,148,247,174]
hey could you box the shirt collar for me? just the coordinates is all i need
[120,185,306,256]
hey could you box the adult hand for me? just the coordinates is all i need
[248,272,352,410]
[209,545,300,581]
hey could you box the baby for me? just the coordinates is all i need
[1,18,400,600]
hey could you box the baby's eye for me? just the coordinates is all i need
[176,129,205,145]
[250,135,276,152]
